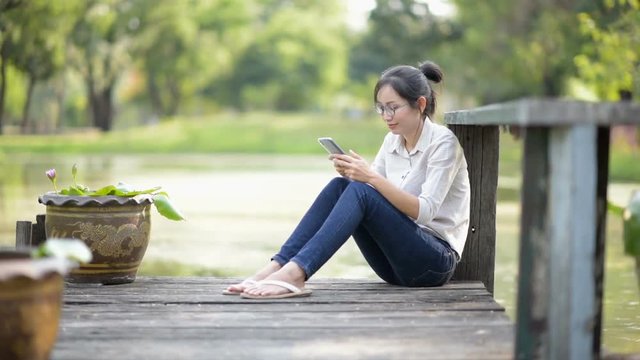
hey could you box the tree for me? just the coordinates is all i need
[68,0,136,131]
[575,0,639,100]
[0,0,21,134]
[349,0,461,83]
[132,0,253,117]
[221,0,348,111]
[3,0,78,133]
[436,0,593,104]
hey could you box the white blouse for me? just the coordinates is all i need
[371,118,471,257]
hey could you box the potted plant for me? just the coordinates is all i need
[38,165,185,285]
[0,239,91,360]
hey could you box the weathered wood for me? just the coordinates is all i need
[445,98,640,126]
[515,127,550,359]
[53,277,514,360]
[444,98,640,360]
[15,221,33,248]
[593,126,610,357]
[31,214,47,246]
[548,124,597,360]
[448,124,498,294]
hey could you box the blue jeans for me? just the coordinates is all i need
[272,177,457,287]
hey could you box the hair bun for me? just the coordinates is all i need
[419,61,443,84]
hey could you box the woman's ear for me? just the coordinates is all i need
[417,96,428,114]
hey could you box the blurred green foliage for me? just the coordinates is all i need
[0,0,638,135]
[0,111,636,184]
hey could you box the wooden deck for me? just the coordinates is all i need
[52,277,514,359]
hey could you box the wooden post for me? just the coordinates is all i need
[548,124,597,360]
[31,214,47,247]
[593,126,610,357]
[15,221,33,248]
[448,124,499,294]
[515,127,550,359]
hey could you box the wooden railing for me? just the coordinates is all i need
[445,98,640,360]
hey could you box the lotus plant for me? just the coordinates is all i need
[45,165,185,221]
[46,169,58,192]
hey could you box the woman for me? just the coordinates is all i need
[224,60,470,299]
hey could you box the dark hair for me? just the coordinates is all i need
[373,61,443,118]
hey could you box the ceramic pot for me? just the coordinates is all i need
[39,193,152,284]
[0,250,74,360]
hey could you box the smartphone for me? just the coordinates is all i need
[318,137,345,155]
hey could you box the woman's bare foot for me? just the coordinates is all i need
[224,260,282,294]
[243,262,307,297]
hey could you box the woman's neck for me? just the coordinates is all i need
[403,119,424,152]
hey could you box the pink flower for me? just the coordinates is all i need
[46,168,58,192]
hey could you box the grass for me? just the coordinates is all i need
[0,112,388,155]
[0,111,637,182]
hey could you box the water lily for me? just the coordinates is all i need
[45,168,58,192]
[44,165,185,221]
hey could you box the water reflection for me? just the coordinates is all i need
[0,154,638,353]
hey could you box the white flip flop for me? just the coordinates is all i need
[240,279,312,299]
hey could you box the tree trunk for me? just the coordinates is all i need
[20,75,36,134]
[0,40,7,135]
[54,76,65,131]
[148,75,166,116]
[89,85,114,132]
[166,79,180,116]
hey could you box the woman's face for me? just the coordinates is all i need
[375,84,422,136]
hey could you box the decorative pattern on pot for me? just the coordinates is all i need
[39,193,152,285]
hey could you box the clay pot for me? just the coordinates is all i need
[0,250,74,360]
[39,193,152,285]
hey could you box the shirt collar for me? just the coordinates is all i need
[387,117,433,155]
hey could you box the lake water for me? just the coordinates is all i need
[1,153,638,354]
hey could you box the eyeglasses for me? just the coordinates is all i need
[375,103,410,117]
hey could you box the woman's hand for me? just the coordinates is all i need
[331,154,348,177]
[331,150,376,183]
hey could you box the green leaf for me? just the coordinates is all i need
[607,201,625,217]
[119,186,162,197]
[91,185,117,196]
[60,185,89,195]
[115,182,135,193]
[152,194,186,221]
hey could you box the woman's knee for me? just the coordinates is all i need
[346,181,380,200]
[328,177,351,189]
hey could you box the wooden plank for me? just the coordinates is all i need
[444,98,640,126]
[448,125,498,294]
[61,304,508,317]
[62,276,488,288]
[15,221,32,248]
[53,277,514,360]
[57,309,512,328]
[515,127,550,359]
[31,214,46,246]
[61,279,503,312]
[62,291,500,307]
[548,124,597,360]
[53,327,513,360]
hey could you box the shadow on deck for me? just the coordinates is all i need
[54,277,514,360]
